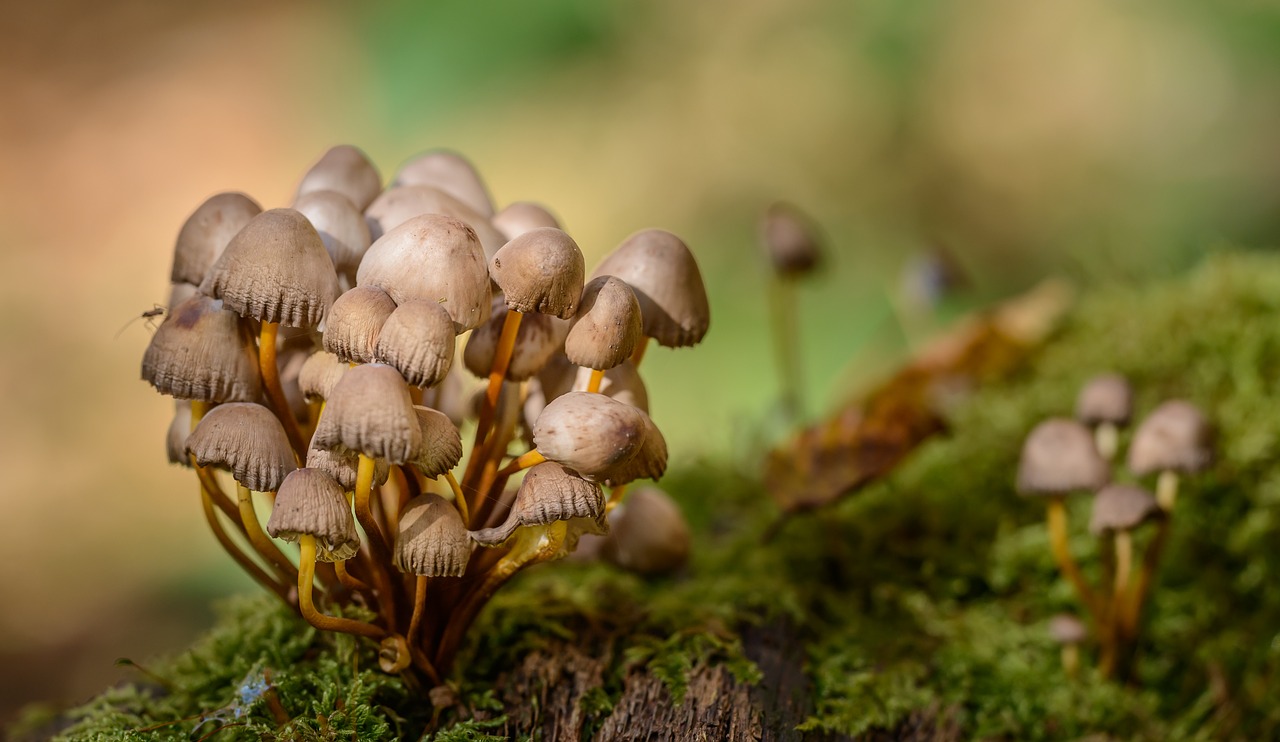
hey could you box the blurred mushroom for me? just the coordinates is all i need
[296,145,382,211]
[1048,614,1088,679]
[391,150,495,218]
[1089,483,1160,607]
[1076,373,1133,461]
[294,190,372,289]
[492,201,560,240]
[169,192,263,286]
[1128,400,1213,511]
[600,486,690,575]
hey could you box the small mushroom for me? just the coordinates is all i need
[1075,373,1133,461]
[312,363,422,464]
[186,402,297,493]
[409,406,463,481]
[323,286,397,365]
[364,184,506,255]
[565,276,643,392]
[141,294,261,403]
[166,400,193,468]
[1089,483,1160,604]
[298,349,348,402]
[522,392,647,480]
[1127,400,1213,511]
[391,150,495,218]
[295,144,382,211]
[492,201,560,240]
[375,300,457,389]
[1047,613,1088,679]
[464,299,568,383]
[305,445,390,492]
[599,486,690,575]
[294,189,373,288]
[395,494,472,578]
[170,192,263,286]
[471,462,605,546]
[760,201,822,277]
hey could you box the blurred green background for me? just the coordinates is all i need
[3,0,1280,723]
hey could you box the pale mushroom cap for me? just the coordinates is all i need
[601,411,667,486]
[167,281,200,312]
[298,350,348,401]
[1089,483,1160,535]
[186,402,297,492]
[565,275,643,370]
[410,406,463,479]
[1047,614,1088,645]
[1128,400,1214,475]
[356,214,491,332]
[142,294,262,403]
[294,190,373,281]
[170,192,263,286]
[166,400,193,467]
[323,286,397,364]
[464,301,567,382]
[391,150,495,218]
[296,145,382,211]
[306,445,389,492]
[590,229,710,348]
[1016,419,1110,496]
[364,184,506,257]
[395,493,472,577]
[490,228,585,318]
[600,486,691,575]
[420,359,474,428]
[492,201,560,240]
[312,363,422,464]
[760,201,821,276]
[532,357,649,419]
[1075,373,1134,427]
[267,468,360,561]
[532,392,646,479]
[375,300,456,389]
[471,462,604,545]
[200,208,341,328]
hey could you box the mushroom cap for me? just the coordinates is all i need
[267,468,360,561]
[760,201,822,276]
[420,359,473,428]
[297,350,347,401]
[1047,614,1088,645]
[1128,400,1214,475]
[601,411,667,486]
[356,214,491,332]
[532,392,646,479]
[166,400,193,467]
[305,445,389,492]
[323,286,397,364]
[490,228,585,318]
[600,486,690,575]
[375,300,456,389]
[186,402,297,491]
[534,356,649,415]
[394,493,472,577]
[492,201,560,240]
[1075,373,1134,427]
[296,145,382,211]
[170,192,263,286]
[200,208,341,328]
[312,363,422,464]
[294,190,373,282]
[1016,418,1110,496]
[142,294,262,403]
[590,229,710,348]
[1089,483,1161,535]
[471,462,604,546]
[391,150,495,218]
[166,281,201,313]
[410,406,463,479]
[364,184,506,257]
[464,300,568,382]
[565,275,643,370]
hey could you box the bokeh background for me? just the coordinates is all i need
[4,0,1280,723]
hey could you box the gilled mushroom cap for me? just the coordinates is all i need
[492,201,560,240]
[323,286,397,364]
[532,392,646,479]
[391,150,495,218]
[600,486,690,575]
[166,400,193,467]
[375,300,456,389]
[1128,400,1214,476]
[490,228,585,319]
[305,445,389,492]
[590,229,710,348]
[170,192,263,286]
[394,494,472,577]
[186,402,297,491]
[410,406,463,479]
[1089,483,1160,535]
[1047,614,1088,645]
[363,184,506,256]
[142,294,262,403]
[565,276,643,370]
[295,145,382,211]
[471,462,604,546]
[601,411,667,486]
[1016,418,1109,496]
[464,301,567,382]
[356,214,491,332]
[294,190,373,282]
[312,363,422,464]
[1075,373,1134,427]
[760,201,822,276]
[200,208,340,328]
[298,350,347,401]
[267,468,360,561]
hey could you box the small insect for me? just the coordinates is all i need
[115,304,167,339]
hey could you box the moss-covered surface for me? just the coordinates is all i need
[18,250,1280,740]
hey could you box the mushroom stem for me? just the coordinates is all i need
[1156,470,1179,511]
[1046,498,1100,620]
[586,368,605,393]
[1061,644,1080,680]
[354,453,400,633]
[297,535,386,640]
[408,576,428,646]
[497,449,546,478]
[237,484,300,582]
[1095,423,1119,462]
[769,275,803,423]
[1113,530,1134,601]
[201,485,290,603]
[630,336,650,367]
[334,560,370,592]
[443,471,470,526]
[1122,513,1172,638]
[258,321,306,458]
[605,484,629,514]
[474,309,523,447]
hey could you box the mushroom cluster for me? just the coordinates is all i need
[1017,374,1213,681]
[141,145,709,680]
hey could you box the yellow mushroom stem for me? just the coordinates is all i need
[586,368,605,394]
[354,453,400,633]
[258,321,306,459]
[1122,514,1172,638]
[334,560,370,592]
[1094,423,1119,462]
[630,336,650,367]
[1046,498,1101,621]
[1113,530,1134,602]
[237,484,300,582]
[1061,644,1080,680]
[474,309,523,449]
[497,449,546,479]
[769,276,803,423]
[605,484,629,514]
[1156,470,1179,512]
[297,535,386,640]
[444,471,470,526]
[201,486,290,603]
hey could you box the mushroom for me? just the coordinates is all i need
[463,298,568,383]
[395,492,472,677]
[294,190,373,289]
[470,462,605,546]
[391,150,495,218]
[141,294,262,404]
[323,286,397,365]
[1089,483,1160,608]
[507,392,647,481]
[1127,400,1213,511]
[599,485,690,575]
[759,202,823,422]
[170,192,263,286]
[1075,373,1133,461]
[565,276,643,393]
[364,184,506,256]
[1047,614,1088,679]
[492,201,560,240]
[295,144,382,211]
[408,406,466,522]
[375,300,457,389]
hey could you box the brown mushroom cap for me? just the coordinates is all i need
[186,402,297,492]
[421,360,473,428]
[471,462,604,545]
[601,411,667,486]
[166,400,193,467]
[170,192,263,286]
[305,445,389,491]
[1128,400,1214,476]
[296,145,382,211]
[142,294,262,403]
[375,300,456,389]
[1075,373,1134,427]
[490,228,585,319]
[532,392,646,479]
[600,486,690,575]
[1016,418,1110,496]
[312,363,422,464]
[1089,483,1161,535]
[200,208,340,328]
[294,190,373,283]
[394,494,472,577]
[410,406,463,479]
[1047,614,1088,645]
[464,300,567,382]
[565,276,643,370]
[364,184,506,256]
[760,201,822,276]
[323,286,397,364]
[391,150,495,218]
[298,350,347,401]
[356,214,491,332]
[278,345,313,424]
[492,201,560,240]
[590,229,710,348]
[267,468,360,561]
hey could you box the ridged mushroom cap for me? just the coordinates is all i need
[391,150,495,218]
[200,208,340,328]
[170,192,263,286]
[410,406,463,479]
[166,400,193,467]
[490,228,585,319]
[760,201,822,276]
[532,392,646,479]
[1075,373,1134,427]
[471,462,604,546]
[312,363,422,464]
[590,229,710,348]
[142,294,261,403]
[395,494,472,577]
[186,402,297,491]
[267,468,360,561]
[1048,614,1088,645]
[364,184,506,256]
[295,145,382,211]
[600,486,690,575]
[1016,418,1109,496]
[492,201,560,240]
[1089,483,1160,535]
[375,300,456,388]
[464,301,567,382]
[1128,400,1214,475]
[323,286,397,364]
[356,214,491,332]
[566,276,643,370]
[294,190,373,282]
[305,445,389,492]
[601,411,667,486]
[298,350,347,401]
